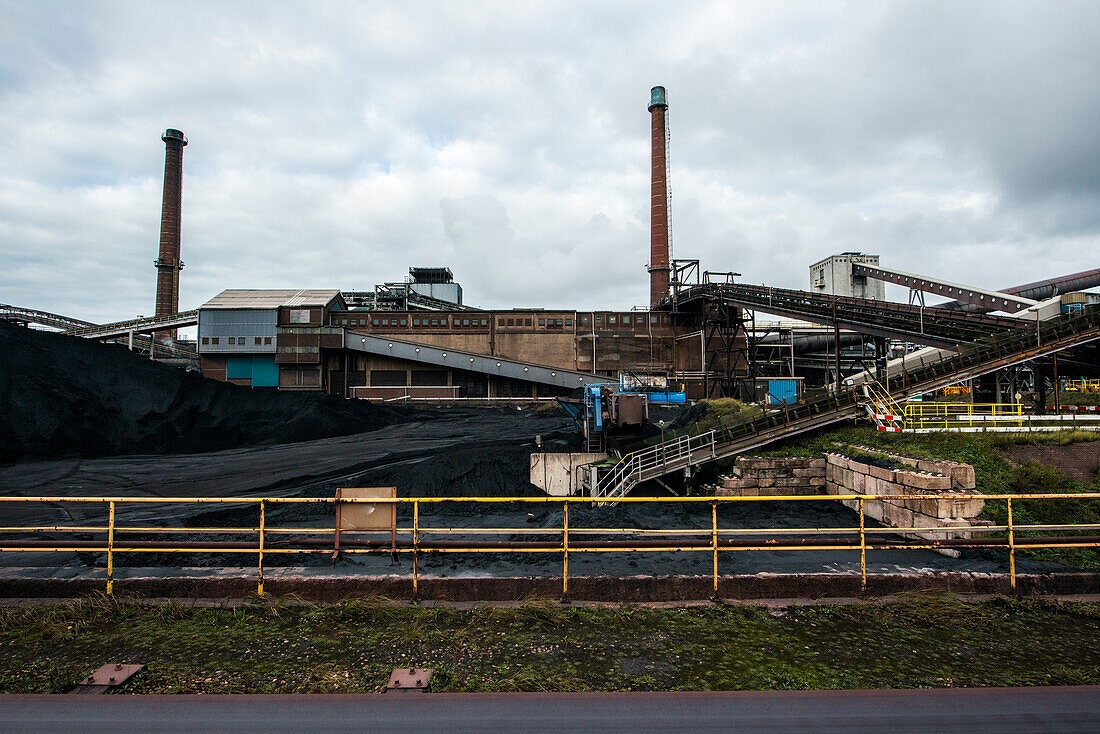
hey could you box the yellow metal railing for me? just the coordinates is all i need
[904,402,1024,430]
[2,493,1100,597]
[1065,379,1100,393]
[937,385,972,396]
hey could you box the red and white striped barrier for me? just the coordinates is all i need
[876,426,903,432]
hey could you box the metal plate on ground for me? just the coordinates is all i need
[80,664,144,687]
[387,668,432,692]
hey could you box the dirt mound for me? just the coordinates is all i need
[0,322,410,463]
[1000,441,1100,483]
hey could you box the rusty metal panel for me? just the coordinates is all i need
[387,668,432,692]
[336,487,396,531]
[79,664,144,687]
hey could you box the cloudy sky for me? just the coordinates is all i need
[2,1,1098,324]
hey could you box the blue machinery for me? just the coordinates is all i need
[559,380,687,451]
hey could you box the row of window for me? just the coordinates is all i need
[328,313,672,329]
[332,316,493,328]
[201,336,273,346]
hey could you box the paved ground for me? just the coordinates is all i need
[2,687,1099,733]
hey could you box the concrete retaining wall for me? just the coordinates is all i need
[530,452,607,496]
[716,456,826,496]
[824,453,985,543]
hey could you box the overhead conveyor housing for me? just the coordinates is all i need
[63,310,200,340]
[667,283,1028,348]
[850,262,1038,312]
[345,331,617,390]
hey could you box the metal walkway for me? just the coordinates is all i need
[1,303,196,358]
[589,305,1100,500]
[666,283,1028,348]
[346,331,615,391]
[62,310,199,339]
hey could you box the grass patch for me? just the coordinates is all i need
[1,596,1098,693]
[691,399,762,436]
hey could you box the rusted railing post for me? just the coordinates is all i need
[257,499,266,596]
[106,501,115,595]
[1007,497,1016,591]
[858,497,867,592]
[562,501,570,599]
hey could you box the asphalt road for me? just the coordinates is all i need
[3,688,1099,733]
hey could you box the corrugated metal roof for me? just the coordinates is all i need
[201,289,341,310]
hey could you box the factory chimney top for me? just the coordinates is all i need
[162,129,187,145]
[648,86,667,111]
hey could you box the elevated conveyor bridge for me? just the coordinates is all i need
[588,305,1100,500]
[663,283,1028,348]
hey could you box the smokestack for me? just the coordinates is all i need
[154,128,186,341]
[648,86,670,308]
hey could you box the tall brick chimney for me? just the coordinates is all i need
[648,86,670,308]
[154,128,186,340]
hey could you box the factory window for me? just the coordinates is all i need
[565,318,572,326]
[254,337,262,345]
[581,315,589,325]
[462,319,469,326]
[609,315,616,324]
[211,337,219,345]
[227,337,236,345]
[538,318,546,326]
[398,319,406,326]
[480,319,488,326]
[431,319,439,326]
[372,319,380,326]
[651,315,658,324]
[498,318,504,326]
[623,315,631,325]
[201,337,209,345]
[595,315,603,324]
[381,318,388,326]
[264,337,272,345]
[413,319,420,326]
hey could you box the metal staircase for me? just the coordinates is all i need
[860,379,905,433]
[587,304,1100,500]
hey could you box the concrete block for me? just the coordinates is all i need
[757,477,776,488]
[848,459,869,475]
[950,465,976,490]
[898,456,920,468]
[867,464,896,482]
[898,472,951,491]
[808,458,827,469]
[808,476,826,487]
[851,471,866,493]
[793,467,825,478]
[722,477,758,490]
[827,455,848,471]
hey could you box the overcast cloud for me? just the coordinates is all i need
[1,0,1098,323]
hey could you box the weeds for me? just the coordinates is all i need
[1,596,1097,693]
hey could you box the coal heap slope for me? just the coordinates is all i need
[0,322,409,463]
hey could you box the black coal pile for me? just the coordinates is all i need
[0,322,410,463]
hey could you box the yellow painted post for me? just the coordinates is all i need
[106,501,115,595]
[412,500,419,598]
[711,502,718,597]
[257,500,265,596]
[1007,498,1016,591]
[562,501,569,598]
[858,497,866,592]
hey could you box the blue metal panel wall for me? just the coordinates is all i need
[226,356,253,380]
[251,357,279,387]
